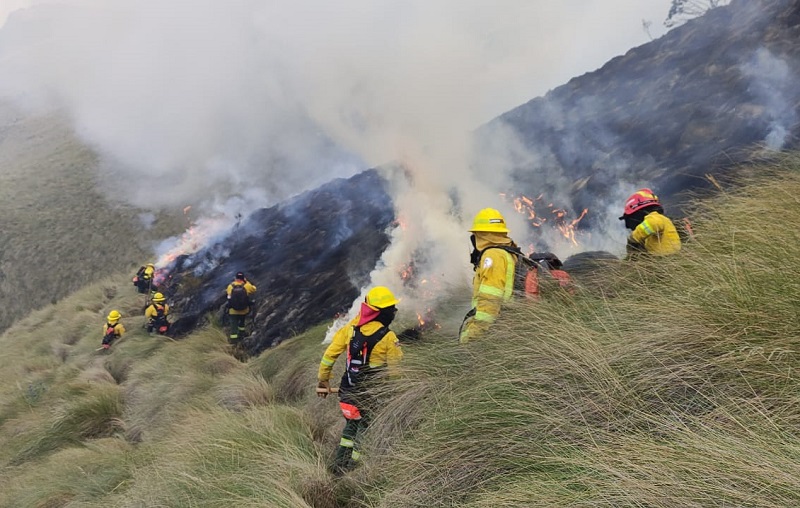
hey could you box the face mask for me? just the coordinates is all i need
[378,306,397,326]
[469,234,481,269]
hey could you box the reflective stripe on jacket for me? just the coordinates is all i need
[630,211,681,256]
[460,247,516,343]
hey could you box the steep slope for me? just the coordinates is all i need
[0,102,186,334]
[154,0,800,354]
[0,158,798,507]
[166,169,396,354]
[482,0,800,216]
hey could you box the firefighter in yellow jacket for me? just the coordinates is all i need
[101,310,126,350]
[144,292,170,335]
[317,286,403,473]
[225,272,257,344]
[460,208,520,344]
[619,188,681,256]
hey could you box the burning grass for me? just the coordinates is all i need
[0,157,799,506]
[353,161,800,507]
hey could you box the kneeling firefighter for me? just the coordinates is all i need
[619,188,681,257]
[317,286,403,473]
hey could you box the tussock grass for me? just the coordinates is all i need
[101,406,332,508]
[0,438,136,508]
[353,162,800,507]
[0,103,187,335]
[1,156,799,507]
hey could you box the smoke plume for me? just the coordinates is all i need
[0,0,671,331]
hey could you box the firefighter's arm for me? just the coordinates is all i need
[246,282,257,294]
[461,254,507,343]
[317,320,354,382]
[631,215,663,244]
[116,323,126,336]
[144,306,155,319]
[473,254,507,325]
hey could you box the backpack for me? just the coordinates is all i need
[342,325,389,391]
[229,283,250,311]
[133,266,145,286]
[151,304,169,334]
[102,323,117,345]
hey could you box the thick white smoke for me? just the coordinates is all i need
[740,48,798,151]
[0,1,672,336]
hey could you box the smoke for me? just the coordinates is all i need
[0,0,671,335]
[740,48,798,150]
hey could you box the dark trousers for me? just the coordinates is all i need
[228,313,247,343]
[334,412,369,472]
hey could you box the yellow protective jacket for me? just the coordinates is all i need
[318,317,403,383]
[629,211,681,256]
[103,321,125,338]
[226,280,257,315]
[460,233,517,343]
[145,303,169,321]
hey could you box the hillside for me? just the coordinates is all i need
[0,158,798,507]
[0,101,186,334]
[107,0,800,355]
[482,0,800,217]
[2,0,800,353]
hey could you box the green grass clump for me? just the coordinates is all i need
[0,103,187,335]
[1,156,800,507]
[352,161,800,507]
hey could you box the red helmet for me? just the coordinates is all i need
[619,188,660,219]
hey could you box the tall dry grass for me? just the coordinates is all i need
[0,102,187,334]
[355,162,800,507]
[0,158,798,507]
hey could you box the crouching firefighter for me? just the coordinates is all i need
[317,286,403,474]
[619,188,681,257]
[145,292,170,335]
[101,310,126,350]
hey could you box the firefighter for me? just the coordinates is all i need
[619,188,681,257]
[225,272,257,344]
[459,208,520,343]
[133,263,157,294]
[101,310,125,350]
[317,286,403,474]
[144,292,170,334]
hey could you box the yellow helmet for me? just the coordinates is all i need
[365,286,399,309]
[152,292,166,303]
[469,208,509,233]
[107,310,121,321]
[146,263,155,267]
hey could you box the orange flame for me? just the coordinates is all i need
[503,193,589,246]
